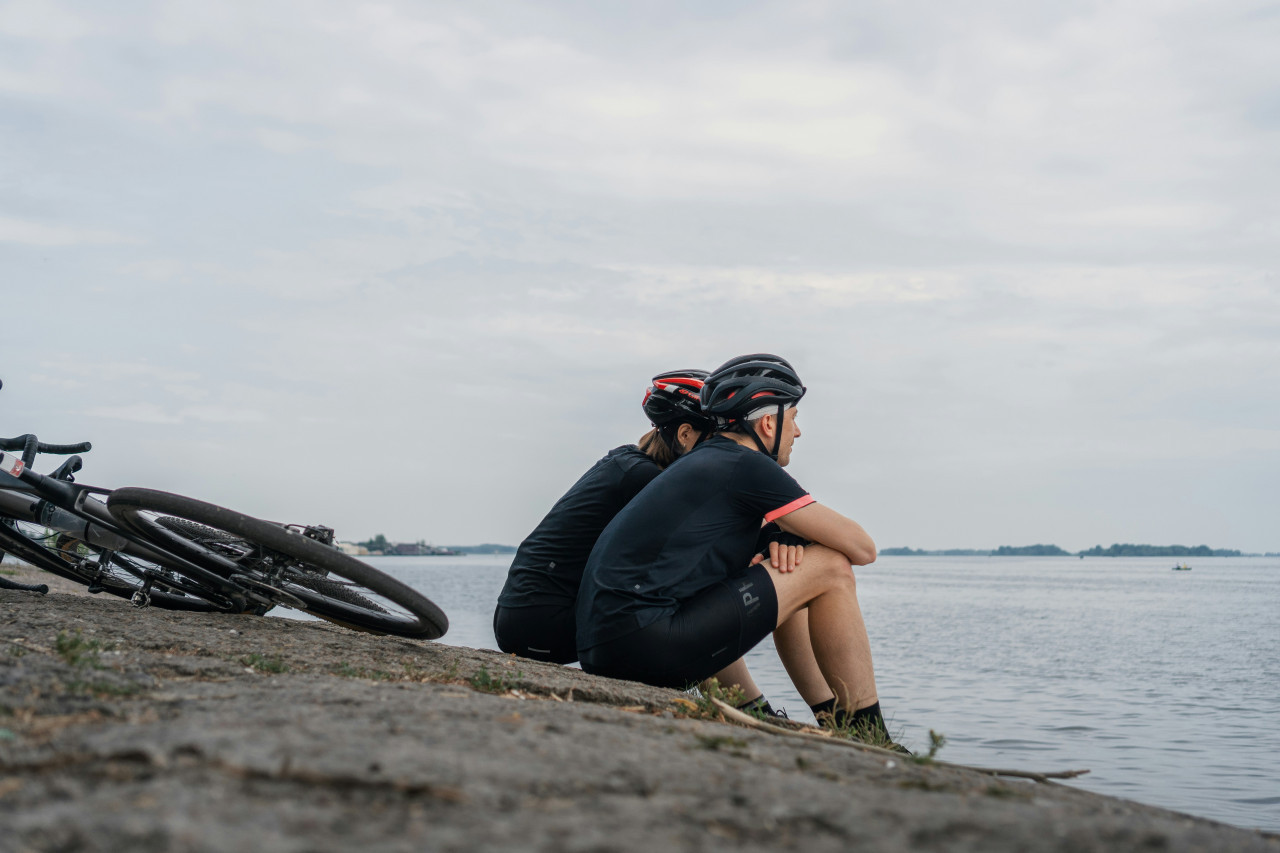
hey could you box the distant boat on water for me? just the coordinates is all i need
[1172,563,1192,571]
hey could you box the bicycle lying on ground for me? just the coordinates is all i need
[0,379,448,640]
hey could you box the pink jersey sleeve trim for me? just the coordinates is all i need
[764,494,815,523]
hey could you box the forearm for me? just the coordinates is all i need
[775,503,876,565]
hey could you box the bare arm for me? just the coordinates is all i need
[774,502,876,566]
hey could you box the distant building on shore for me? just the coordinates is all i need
[339,537,515,557]
[336,542,370,556]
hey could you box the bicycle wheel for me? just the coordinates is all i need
[0,517,225,611]
[107,488,449,639]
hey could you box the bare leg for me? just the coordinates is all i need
[769,545,879,711]
[704,658,762,703]
[773,609,835,706]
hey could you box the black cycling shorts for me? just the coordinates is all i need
[493,603,578,665]
[579,563,779,689]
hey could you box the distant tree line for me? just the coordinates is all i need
[881,544,1068,556]
[880,542,1244,557]
[447,544,518,555]
[1077,543,1242,557]
[879,547,990,556]
[993,544,1070,556]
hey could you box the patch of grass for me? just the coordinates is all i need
[55,630,112,668]
[695,734,749,751]
[681,678,748,721]
[241,653,288,674]
[332,662,392,681]
[820,713,903,750]
[7,643,26,658]
[66,679,141,697]
[468,663,519,693]
[985,784,1030,800]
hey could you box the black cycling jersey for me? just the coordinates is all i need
[496,445,661,611]
[576,436,812,652]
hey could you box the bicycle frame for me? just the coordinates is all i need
[1,453,252,609]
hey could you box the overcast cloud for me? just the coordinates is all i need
[2,0,1277,552]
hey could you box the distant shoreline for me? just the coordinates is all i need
[881,544,1277,558]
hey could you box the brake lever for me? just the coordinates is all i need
[50,455,84,482]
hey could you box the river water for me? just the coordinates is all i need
[361,554,1279,833]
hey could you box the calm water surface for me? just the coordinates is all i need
[356,554,1279,832]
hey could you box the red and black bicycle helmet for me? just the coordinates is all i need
[701,354,805,460]
[642,369,715,455]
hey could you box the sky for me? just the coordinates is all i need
[2,1,1277,552]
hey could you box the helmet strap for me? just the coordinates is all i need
[743,406,785,462]
[770,403,785,460]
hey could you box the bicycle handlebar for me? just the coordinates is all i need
[0,435,93,455]
[0,434,93,469]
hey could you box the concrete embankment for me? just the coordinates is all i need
[2,564,1277,852]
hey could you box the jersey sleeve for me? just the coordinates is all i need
[733,452,813,522]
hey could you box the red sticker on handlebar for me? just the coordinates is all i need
[1,452,24,477]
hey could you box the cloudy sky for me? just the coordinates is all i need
[3,1,1277,552]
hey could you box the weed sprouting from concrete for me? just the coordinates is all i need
[819,712,901,750]
[333,662,392,681]
[469,664,519,693]
[241,653,288,674]
[55,630,111,668]
[926,730,947,759]
[66,679,140,697]
[907,730,949,764]
[985,784,1030,799]
[684,678,747,721]
[695,734,749,751]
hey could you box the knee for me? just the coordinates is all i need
[809,546,856,588]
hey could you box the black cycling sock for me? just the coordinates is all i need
[810,698,840,726]
[736,695,776,717]
[811,699,887,735]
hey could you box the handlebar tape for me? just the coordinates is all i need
[0,435,93,455]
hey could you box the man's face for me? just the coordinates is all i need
[775,407,801,467]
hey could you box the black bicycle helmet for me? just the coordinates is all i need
[642,369,715,455]
[701,353,806,460]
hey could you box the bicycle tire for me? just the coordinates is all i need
[106,488,449,639]
[0,518,223,612]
